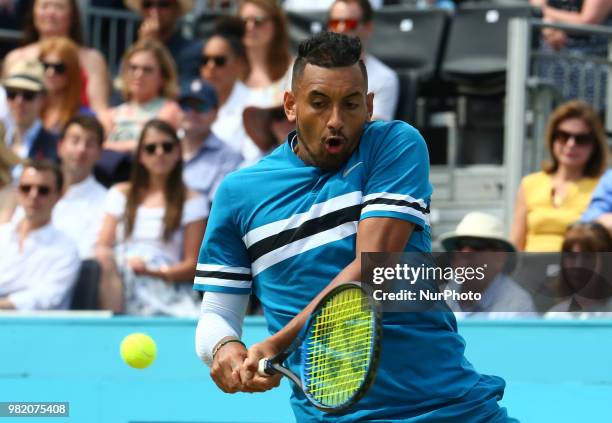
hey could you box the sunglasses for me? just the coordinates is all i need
[241,16,269,27]
[6,88,38,101]
[180,99,213,113]
[200,55,227,67]
[143,141,175,155]
[142,0,172,9]
[19,184,52,196]
[41,61,66,74]
[328,18,360,32]
[553,129,594,146]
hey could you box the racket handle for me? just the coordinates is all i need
[257,358,273,376]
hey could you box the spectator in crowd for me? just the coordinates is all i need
[545,222,612,315]
[239,0,293,107]
[0,159,80,310]
[124,0,203,86]
[0,123,20,220]
[95,119,207,316]
[242,103,294,154]
[531,0,612,111]
[510,100,607,252]
[2,60,58,163]
[53,115,107,257]
[201,17,254,160]
[178,78,243,203]
[100,39,181,153]
[39,36,93,134]
[2,0,110,114]
[440,212,536,318]
[327,0,399,121]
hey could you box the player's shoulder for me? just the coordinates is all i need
[361,120,424,151]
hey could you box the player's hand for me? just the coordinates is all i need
[211,342,248,393]
[127,257,147,274]
[239,341,282,392]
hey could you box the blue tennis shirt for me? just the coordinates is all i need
[194,120,515,422]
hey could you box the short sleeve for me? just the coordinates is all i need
[582,170,612,222]
[193,178,252,295]
[360,122,432,231]
[104,186,127,218]
[182,195,210,225]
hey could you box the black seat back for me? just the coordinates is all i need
[369,7,450,81]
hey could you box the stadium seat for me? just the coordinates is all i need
[440,3,535,90]
[70,259,102,310]
[368,7,450,124]
[286,11,328,54]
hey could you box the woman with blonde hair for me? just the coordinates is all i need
[100,39,181,154]
[238,0,292,107]
[95,119,207,316]
[2,0,110,113]
[39,36,92,134]
[511,100,608,251]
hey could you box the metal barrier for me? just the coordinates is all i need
[503,18,612,231]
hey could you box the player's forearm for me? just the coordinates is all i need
[268,258,362,351]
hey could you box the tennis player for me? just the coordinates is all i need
[194,32,517,422]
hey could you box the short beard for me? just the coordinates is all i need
[295,126,351,172]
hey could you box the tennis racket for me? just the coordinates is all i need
[257,281,382,412]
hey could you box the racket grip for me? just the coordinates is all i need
[257,358,273,376]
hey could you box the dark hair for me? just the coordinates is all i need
[331,0,373,23]
[552,222,612,300]
[542,100,608,178]
[125,119,186,242]
[60,115,105,147]
[239,0,291,82]
[22,158,63,193]
[23,0,83,45]
[214,16,247,61]
[292,32,367,90]
[562,222,612,253]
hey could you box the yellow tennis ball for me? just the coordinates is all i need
[120,333,157,369]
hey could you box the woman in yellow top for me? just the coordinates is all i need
[511,100,608,251]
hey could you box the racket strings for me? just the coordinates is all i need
[303,287,375,407]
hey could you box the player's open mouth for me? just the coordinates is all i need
[323,137,345,154]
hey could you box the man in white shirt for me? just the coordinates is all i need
[0,160,80,310]
[327,0,399,121]
[53,115,108,258]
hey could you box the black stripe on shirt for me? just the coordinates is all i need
[195,270,251,281]
[362,197,430,215]
[247,204,362,262]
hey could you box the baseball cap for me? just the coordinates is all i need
[2,60,45,92]
[178,79,218,113]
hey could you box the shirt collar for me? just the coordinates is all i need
[9,218,55,244]
[63,175,97,199]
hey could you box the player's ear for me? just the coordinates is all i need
[366,92,374,121]
[284,90,297,123]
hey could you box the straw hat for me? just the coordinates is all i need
[243,104,289,150]
[2,60,45,92]
[438,212,516,253]
[124,0,194,15]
